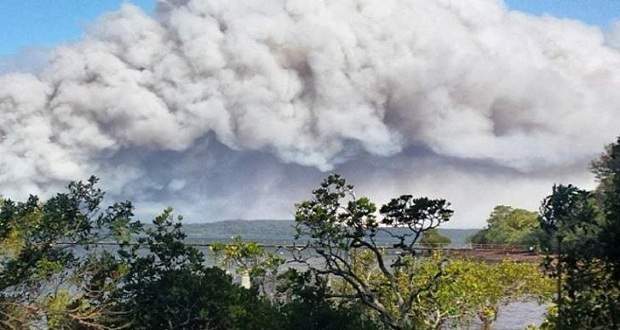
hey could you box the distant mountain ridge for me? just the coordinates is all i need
[179,220,480,247]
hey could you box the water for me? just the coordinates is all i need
[493,301,547,329]
[180,220,479,247]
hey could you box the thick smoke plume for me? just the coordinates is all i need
[1,0,619,226]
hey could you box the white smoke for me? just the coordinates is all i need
[0,47,51,75]
[608,20,620,49]
[1,0,619,226]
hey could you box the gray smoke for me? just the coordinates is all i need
[1,0,619,226]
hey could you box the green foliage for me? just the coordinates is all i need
[537,136,620,329]
[322,251,553,330]
[276,269,382,330]
[210,236,284,295]
[539,184,600,253]
[109,208,281,330]
[413,256,553,329]
[594,137,620,278]
[419,229,451,247]
[0,173,562,330]
[469,205,541,246]
[0,179,281,329]
[294,174,454,329]
[0,176,141,328]
[0,176,391,330]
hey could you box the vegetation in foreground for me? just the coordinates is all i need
[0,176,551,330]
[1,135,619,329]
[533,137,620,329]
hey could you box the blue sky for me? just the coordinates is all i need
[0,0,155,55]
[0,0,619,56]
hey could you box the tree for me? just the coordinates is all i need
[536,136,620,329]
[211,236,284,297]
[312,249,552,330]
[293,174,453,329]
[400,254,552,329]
[592,137,620,278]
[0,174,562,329]
[0,178,283,330]
[0,176,141,329]
[111,209,283,330]
[419,229,451,247]
[275,269,382,330]
[537,184,618,329]
[469,205,541,247]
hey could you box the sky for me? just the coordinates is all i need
[1,0,619,56]
[0,0,619,227]
[0,0,155,55]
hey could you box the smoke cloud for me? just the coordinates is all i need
[1,0,618,226]
[608,20,620,49]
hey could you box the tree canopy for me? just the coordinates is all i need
[419,228,451,247]
[293,174,454,329]
[469,205,541,246]
[534,136,620,329]
[0,178,280,329]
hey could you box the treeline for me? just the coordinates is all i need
[1,135,620,329]
[0,176,551,330]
